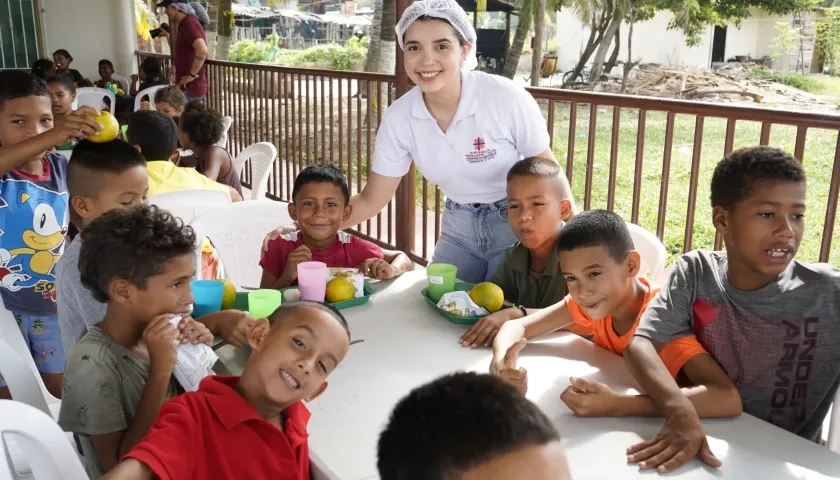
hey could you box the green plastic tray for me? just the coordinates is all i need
[421,282,486,325]
[231,282,377,312]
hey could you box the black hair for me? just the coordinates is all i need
[406,16,467,46]
[53,49,73,61]
[67,139,147,198]
[78,78,95,88]
[127,110,179,161]
[268,301,351,340]
[710,146,805,209]
[506,157,562,182]
[179,100,223,146]
[79,205,196,303]
[292,164,350,204]
[140,57,162,78]
[46,72,76,95]
[377,372,560,480]
[98,59,114,70]
[31,59,55,80]
[556,209,634,262]
[0,71,49,112]
[154,86,187,109]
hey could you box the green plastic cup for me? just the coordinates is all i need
[426,263,457,303]
[248,289,283,319]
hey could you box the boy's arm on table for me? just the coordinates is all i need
[196,310,255,348]
[491,299,575,371]
[0,107,101,175]
[361,247,412,280]
[382,248,412,275]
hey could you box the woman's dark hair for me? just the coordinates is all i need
[53,49,73,61]
[140,57,162,78]
[31,59,55,80]
[405,16,467,46]
[179,100,223,146]
[46,73,77,94]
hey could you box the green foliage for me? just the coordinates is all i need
[229,36,368,71]
[229,39,272,63]
[816,7,840,76]
[770,20,804,72]
[747,66,839,97]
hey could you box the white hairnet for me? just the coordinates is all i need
[395,0,478,71]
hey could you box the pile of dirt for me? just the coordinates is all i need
[596,64,838,111]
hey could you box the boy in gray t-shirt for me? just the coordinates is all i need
[624,146,840,473]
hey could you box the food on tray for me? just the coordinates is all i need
[437,291,488,317]
[468,282,504,313]
[326,278,356,303]
[328,268,364,298]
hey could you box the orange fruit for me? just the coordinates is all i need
[326,278,355,303]
[86,111,120,143]
[469,282,504,313]
[220,279,237,310]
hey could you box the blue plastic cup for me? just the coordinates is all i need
[191,280,224,318]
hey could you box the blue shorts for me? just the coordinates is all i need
[0,312,65,388]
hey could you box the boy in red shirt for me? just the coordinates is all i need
[491,210,743,420]
[260,164,412,288]
[103,301,352,480]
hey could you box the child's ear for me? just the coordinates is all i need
[342,203,352,222]
[288,203,297,222]
[110,278,133,305]
[559,199,573,221]
[71,196,91,220]
[625,250,642,277]
[304,381,328,403]
[712,206,729,236]
[247,318,272,350]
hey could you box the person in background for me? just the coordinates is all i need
[101,302,352,480]
[78,78,95,88]
[141,85,187,118]
[377,372,571,480]
[177,101,241,195]
[31,58,55,80]
[46,73,77,133]
[624,146,840,473]
[0,71,101,400]
[130,57,168,97]
[58,205,213,477]
[95,59,129,93]
[52,49,84,86]
[157,0,208,102]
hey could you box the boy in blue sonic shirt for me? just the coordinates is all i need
[0,71,102,399]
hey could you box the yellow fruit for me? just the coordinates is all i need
[326,277,355,303]
[469,282,504,313]
[220,280,237,310]
[86,111,120,143]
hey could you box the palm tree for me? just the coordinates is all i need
[215,0,233,60]
[363,0,385,74]
[378,0,397,73]
[502,0,563,80]
[205,0,218,59]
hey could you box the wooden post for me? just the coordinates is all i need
[395,0,416,255]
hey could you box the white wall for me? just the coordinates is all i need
[555,10,713,71]
[38,0,137,80]
[725,10,786,61]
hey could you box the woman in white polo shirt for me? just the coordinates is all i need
[264,0,574,283]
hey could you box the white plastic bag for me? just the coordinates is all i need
[436,291,488,317]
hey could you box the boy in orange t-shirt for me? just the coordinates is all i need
[492,210,742,420]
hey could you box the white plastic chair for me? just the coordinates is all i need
[0,400,87,479]
[148,189,231,225]
[626,222,666,281]
[233,142,277,200]
[75,87,116,112]
[216,116,233,149]
[133,84,168,111]
[190,201,293,288]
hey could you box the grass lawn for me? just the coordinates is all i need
[413,103,840,266]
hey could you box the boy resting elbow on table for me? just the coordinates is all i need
[260,164,412,289]
[377,372,571,480]
[57,206,213,477]
[56,140,253,355]
[460,157,583,348]
[624,147,840,473]
[103,301,352,480]
[491,210,742,421]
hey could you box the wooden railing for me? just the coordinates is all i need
[137,51,840,266]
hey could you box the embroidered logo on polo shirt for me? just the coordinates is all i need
[466,137,497,163]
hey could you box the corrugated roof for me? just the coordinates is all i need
[232,3,371,25]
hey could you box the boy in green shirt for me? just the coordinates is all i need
[461,158,578,348]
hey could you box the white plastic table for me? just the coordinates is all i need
[214,271,840,480]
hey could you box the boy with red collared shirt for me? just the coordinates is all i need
[103,301,352,480]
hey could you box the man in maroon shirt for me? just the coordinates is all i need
[156,0,208,102]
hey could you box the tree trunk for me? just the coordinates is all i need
[205,0,218,59]
[603,26,620,74]
[215,0,233,60]
[363,0,384,73]
[621,8,635,92]
[561,12,607,87]
[378,0,397,74]
[588,5,623,86]
[502,13,531,80]
[530,1,545,86]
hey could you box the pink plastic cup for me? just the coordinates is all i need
[297,261,327,302]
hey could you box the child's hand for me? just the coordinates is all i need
[218,311,256,348]
[139,101,153,111]
[460,308,522,348]
[177,315,214,345]
[143,314,179,375]
[361,258,396,280]
[626,406,720,473]
[51,106,103,145]
[281,245,312,283]
[130,74,139,82]
[261,224,299,255]
[493,338,528,395]
[560,376,621,417]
